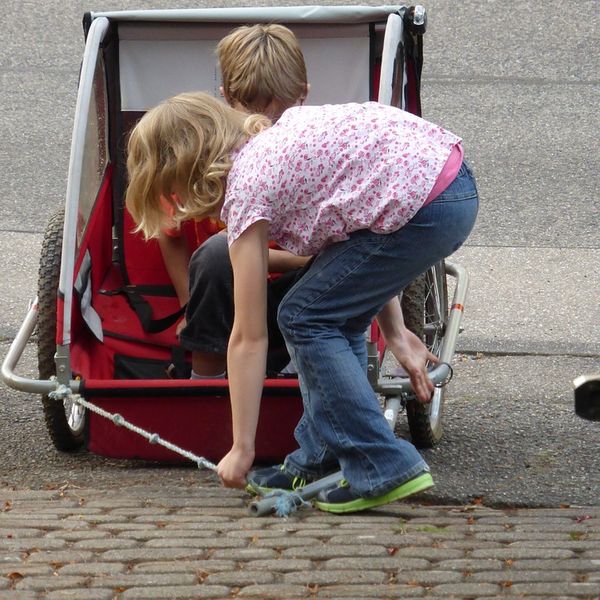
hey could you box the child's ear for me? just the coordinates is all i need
[303,83,311,100]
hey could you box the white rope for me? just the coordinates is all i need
[265,489,312,517]
[48,386,319,518]
[67,392,218,472]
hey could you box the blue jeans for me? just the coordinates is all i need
[277,161,479,498]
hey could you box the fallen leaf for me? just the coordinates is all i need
[386,547,398,555]
[575,515,593,524]
[7,572,24,582]
[197,569,209,583]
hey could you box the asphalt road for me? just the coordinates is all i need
[1,1,599,507]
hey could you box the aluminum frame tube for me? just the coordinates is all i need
[90,6,407,25]
[58,16,110,347]
[0,300,81,395]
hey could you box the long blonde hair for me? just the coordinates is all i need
[217,24,307,116]
[125,91,269,239]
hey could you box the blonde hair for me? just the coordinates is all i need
[125,91,269,240]
[217,24,307,116]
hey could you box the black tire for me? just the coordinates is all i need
[401,262,449,447]
[38,209,85,451]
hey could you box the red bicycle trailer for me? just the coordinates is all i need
[2,6,469,483]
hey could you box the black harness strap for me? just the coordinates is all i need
[100,284,186,334]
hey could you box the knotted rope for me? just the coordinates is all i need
[49,387,217,472]
[49,386,307,516]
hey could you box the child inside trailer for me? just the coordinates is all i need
[159,24,438,404]
[126,78,479,512]
[159,25,310,380]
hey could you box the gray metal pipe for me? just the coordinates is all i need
[1,301,81,395]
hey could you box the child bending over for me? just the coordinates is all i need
[126,92,478,513]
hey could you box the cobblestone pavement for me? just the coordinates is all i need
[1,484,599,599]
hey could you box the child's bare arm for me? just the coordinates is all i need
[267,248,310,272]
[218,220,270,488]
[376,297,438,403]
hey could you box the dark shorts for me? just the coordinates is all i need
[178,234,302,374]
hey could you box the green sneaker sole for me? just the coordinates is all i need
[314,472,434,514]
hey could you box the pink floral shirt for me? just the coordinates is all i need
[222,102,461,255]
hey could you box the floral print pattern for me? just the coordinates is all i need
[222,102,461,255]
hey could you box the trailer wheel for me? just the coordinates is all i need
[38,209,85,451]
[401,262,449,447]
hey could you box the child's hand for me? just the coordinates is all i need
[217,446,255,488]
[387,329,438,403]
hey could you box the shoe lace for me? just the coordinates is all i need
[291,476,307,490]
[280,465,307,490]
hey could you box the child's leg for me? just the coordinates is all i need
[179,234,296,376]
[278,162,478,499]
[179,235,232,376]
[278,234,429,498]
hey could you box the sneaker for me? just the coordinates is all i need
[246,464,310,496]
[314,471,434,514]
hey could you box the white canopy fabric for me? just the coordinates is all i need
[118,23,372,110]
